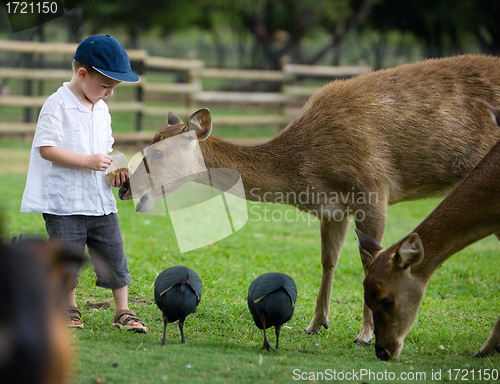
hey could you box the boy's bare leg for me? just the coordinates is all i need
[112,286,145,328]
[67,288,82,327]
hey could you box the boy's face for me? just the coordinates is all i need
[78,68,121,104]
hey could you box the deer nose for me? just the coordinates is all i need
[375,345,391,361]
[118,182,129,200]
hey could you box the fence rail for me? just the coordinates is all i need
[0,40,370,143]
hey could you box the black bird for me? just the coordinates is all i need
[247,272,297,351]
[154,265,202,345]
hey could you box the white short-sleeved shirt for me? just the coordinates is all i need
[21,82,117,215]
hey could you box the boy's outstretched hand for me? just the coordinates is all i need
[39,146,129,186]
[110,171,129,188]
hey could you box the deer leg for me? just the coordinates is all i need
[474,314,500,357]
[275,324,281,350]
[474,235,500,356]
[305,217,350,334]
[353,199,386,345]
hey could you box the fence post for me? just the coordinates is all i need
[135,82,143,132]
[186,51,201,118]
[279,55,291,132]
[186,68,196,115]
[133,55,146,131]
[23,52,33,124]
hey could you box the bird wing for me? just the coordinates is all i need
[248,272,297,305]
[282,274,298,305]
[154,266,190,296]
[187,268,203,302]
[154,266,203,302]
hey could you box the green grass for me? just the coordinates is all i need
[1,144,500,384]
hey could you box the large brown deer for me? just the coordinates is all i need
[120,55,500,344]
[357,102,500,360]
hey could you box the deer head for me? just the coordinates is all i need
[119,109,212,212]
[357,228,426,360]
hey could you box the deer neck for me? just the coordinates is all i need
[411,141,500,281]
[198,136,300,202]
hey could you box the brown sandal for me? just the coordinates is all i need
[112,309,147,333]
[67,307,84,329]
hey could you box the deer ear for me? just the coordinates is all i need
[167,111,184,126]
[484,101,500,127]
[355,228,382,269]
[396,233,424,269]
[187,108,212,141]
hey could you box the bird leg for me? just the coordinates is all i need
[275,325,281,350]
[260,317,276,352]
[161,317,168,346]
[161,318,169,346]
[179,320,186,344]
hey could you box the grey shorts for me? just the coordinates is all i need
[43,213,131,289]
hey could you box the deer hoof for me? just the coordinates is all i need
[354,337,373,346]
[474,347,499,358]
[304,326,320,335]
[304,315,330,334]
[354,325,374,346]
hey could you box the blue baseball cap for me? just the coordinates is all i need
[74,34,139,83]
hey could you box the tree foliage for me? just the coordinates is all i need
[8,0,498,68]
[74,0,381,68]
[368,0,500,58]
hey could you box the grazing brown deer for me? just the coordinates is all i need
[120,55,500,344]
[357,102,500,360]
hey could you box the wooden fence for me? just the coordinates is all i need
[0,40,370,143]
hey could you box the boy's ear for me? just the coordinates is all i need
[76,67,89,81]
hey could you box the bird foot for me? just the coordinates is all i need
[261,340,276,352]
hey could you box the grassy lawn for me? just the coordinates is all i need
[1,139,500,383]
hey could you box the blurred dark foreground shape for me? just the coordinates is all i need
[0,235,86,384]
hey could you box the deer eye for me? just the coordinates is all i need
[152,150,163,159]
[380,297,394,311]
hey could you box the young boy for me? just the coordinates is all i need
[21,34,147,332]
